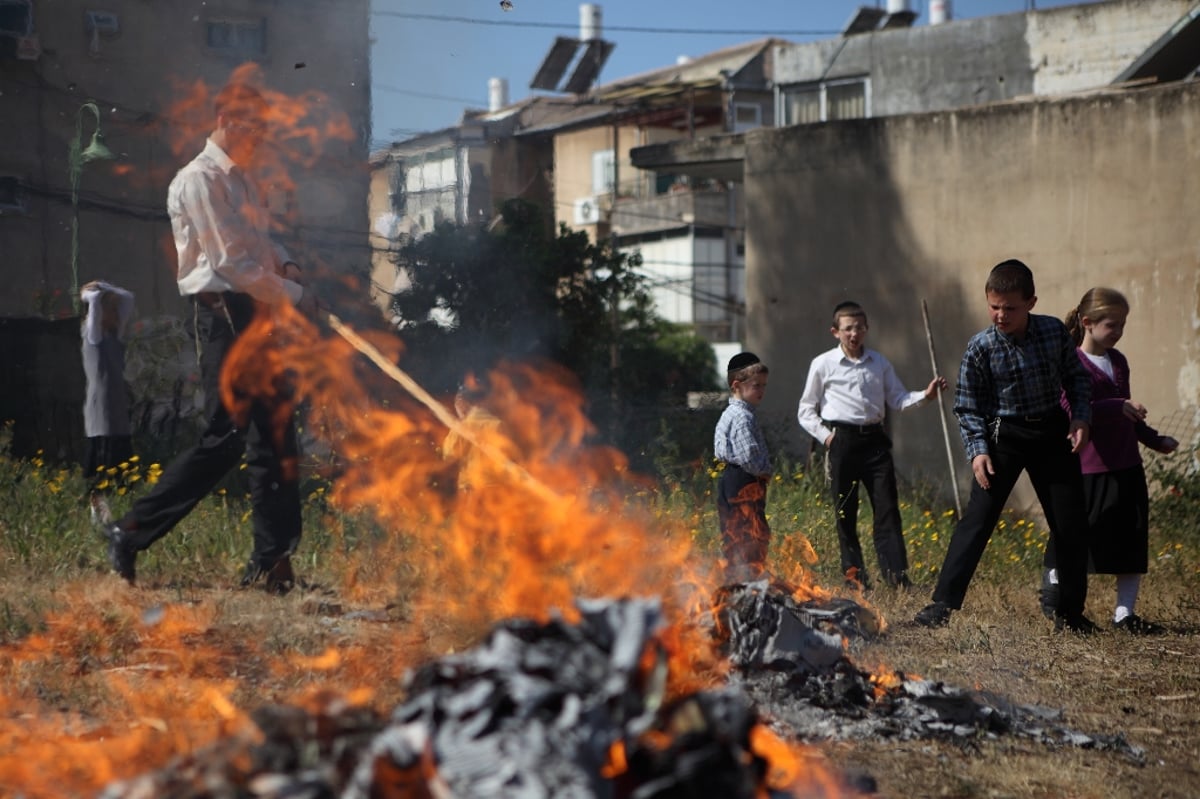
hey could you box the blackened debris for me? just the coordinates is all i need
[101,599,821,799]
[717,581,1144,762]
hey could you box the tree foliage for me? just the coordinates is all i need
[389,199,720,465]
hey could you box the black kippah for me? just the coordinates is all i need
[727,352,760,372]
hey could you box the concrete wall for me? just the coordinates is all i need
[772,0,1193,119]
[744,80,1200,510]
[1,0,371,321]
[553,124,637,235]
[1027,0,1192,94]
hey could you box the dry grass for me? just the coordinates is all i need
[1,438,1198,798]
[833,581,1200,799]
[1,550,1196,798]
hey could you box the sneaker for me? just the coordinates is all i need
[1038,569,1058,620]
[1053,613,1101,635]
[103,524,137,583]
[914,601,953,628]
[1112,614,1165,635]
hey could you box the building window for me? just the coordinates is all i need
[732,103,762,133]
[779,78,868,125]
[0,176,27,213]
[592,149,615,195]
[206,18,266,57]
[0,0,33,59]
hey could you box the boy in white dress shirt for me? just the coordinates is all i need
[798,301,945,589]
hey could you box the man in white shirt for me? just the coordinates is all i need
[798,301,945,590]
[104,81,316,592]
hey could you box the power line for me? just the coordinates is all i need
[374,83,481,105]
[370,10,838,38]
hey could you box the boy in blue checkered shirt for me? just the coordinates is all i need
[713,352,771,581]
[914,260,1096,633]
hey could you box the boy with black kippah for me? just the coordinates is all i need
[713,352,772,581]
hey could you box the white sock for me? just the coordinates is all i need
[1047,568,1058,585]
[1114,573,1141,623]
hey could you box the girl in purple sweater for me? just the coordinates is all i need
[1041,288,1179,633]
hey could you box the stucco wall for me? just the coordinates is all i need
[744,80,1200,511]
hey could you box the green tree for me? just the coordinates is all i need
[389,199,720,467]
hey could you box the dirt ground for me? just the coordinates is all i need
[826,581,1200,799]
[1,567,1197,799]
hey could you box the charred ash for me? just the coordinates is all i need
[101,586,1142,799]
[716,580,1144,761]
[101,599,806,799]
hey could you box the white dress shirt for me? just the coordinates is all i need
[798,346,927,443]
[168,139,302,305]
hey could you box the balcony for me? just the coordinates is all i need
[609,186,736,238]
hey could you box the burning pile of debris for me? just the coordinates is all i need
[102,598,824,799]
[717,580,1144,760]
[101,584,1142,799]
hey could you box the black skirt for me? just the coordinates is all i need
[84,435,134,490]
[1082,464,1149,574]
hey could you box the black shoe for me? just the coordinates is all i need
[241,557,295,595]
[103,524,137,583]
[1112,614,1165,635]
[914,601,952,628]
[1038,569,1058,620]
[1054,613,1101,635]
[265,557,295,595]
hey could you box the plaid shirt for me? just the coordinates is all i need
[714,398,771,477]
[954,313,1091,460]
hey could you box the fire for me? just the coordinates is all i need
[0,71,871,798]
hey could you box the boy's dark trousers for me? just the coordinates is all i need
[931,410,1088,618]
[717,464,770,580]
[115,292,301,572]
[827,424,907,586]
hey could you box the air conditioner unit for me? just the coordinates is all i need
[573,196,601,225]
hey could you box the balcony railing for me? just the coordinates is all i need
[609,186,736,238]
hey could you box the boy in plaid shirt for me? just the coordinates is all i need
[713,352,771,581]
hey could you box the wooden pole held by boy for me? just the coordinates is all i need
[922,299,963,517]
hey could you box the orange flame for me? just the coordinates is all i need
[0,69,869,797]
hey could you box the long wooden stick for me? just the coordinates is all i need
[324,312,561,505]
[921,300,963,517]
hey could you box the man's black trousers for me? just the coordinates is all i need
[116,293,301,571]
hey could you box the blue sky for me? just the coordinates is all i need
[368,0,1088,147]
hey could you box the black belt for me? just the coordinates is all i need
[825,420,884,434]
[998,411,1061,425]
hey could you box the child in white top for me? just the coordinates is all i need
[80,280,135,526]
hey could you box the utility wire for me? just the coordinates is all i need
[370,10,838,37]
[374,83,482,105]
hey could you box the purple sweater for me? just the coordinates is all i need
[1065,348,1170,475]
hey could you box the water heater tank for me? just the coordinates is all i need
[488,77,509,112]
[580,4,602,42]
